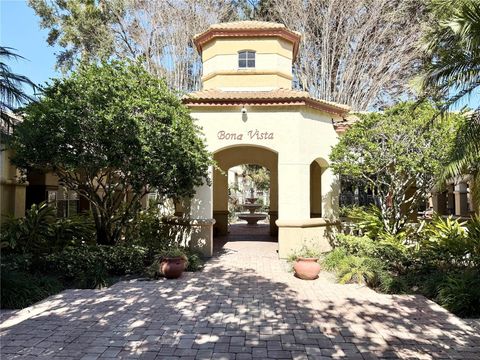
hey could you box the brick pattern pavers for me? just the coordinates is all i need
[1,229,479,359]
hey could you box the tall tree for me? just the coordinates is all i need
[28,0,237,92]
[258,0,426,110]
[9,61,212,245]
[0,47,37,135]
[421,0,480,210]
[330,102,461,234]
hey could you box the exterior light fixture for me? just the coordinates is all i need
[241,105,248,122]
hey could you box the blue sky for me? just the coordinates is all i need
[1,0,478,110]
[1,0,60,96]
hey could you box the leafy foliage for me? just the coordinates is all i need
[331,102,461,234]
[0,270,63,309]
[1,202,95,253]
[421,0,480,210]
[0,202,54,252]
[422,0,480,112]
[10,61,211,245]
[437,270,480,317]
[326,210,480,316]
[1,46,37,135]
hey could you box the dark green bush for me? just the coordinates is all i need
[184,248,204,272]
[50,214,96,250]
[343,205,385,239]
[125,207,179,249]
[436,270,480,317]
[1,202,96,254]
[331,210,480,316]
[1,202,54,253]
[45,246,108,288]
[1,270,63,309]
[101,245,150,275]
[45,244,152,288]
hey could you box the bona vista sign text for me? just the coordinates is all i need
[217,129,274,140]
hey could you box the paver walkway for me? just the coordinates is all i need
[1,224,479,359]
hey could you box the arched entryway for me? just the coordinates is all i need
[212,145,278,238]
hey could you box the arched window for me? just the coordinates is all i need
[238,50,255,68]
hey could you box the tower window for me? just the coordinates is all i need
[238,51,255,68]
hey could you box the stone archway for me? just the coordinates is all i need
[212,145,278,237]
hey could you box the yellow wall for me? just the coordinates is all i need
[201,37,294,90]
[203,73,291,90]
[0,148,27,219]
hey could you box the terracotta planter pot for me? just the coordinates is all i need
[293,257,321,280]
[160,257,186,279]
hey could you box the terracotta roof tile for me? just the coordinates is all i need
[207,20,287,31]
[183,88,350,116]
[193,21,302,60]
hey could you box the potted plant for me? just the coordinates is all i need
[289,246,322,280]
[159,247,187,279]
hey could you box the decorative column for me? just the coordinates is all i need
[321,167,340,219]
[454,182,469,217]
[189,166,215,257]
[468,178,477,215]
[277,163,310,219]
[447,184,455,215]
[431,191,447,215]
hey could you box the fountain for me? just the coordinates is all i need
[238,188,268,225]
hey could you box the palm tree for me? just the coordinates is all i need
[422,0,480,211]
[0,46,37,136]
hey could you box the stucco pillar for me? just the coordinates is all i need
[454,182,469,217]
[469,179,479,215]
[269,166,279,236]
[278,163,309,219]
[447,184,455,215]
[212,166,229,236]
[321,167,339,219]
[189,166,214,257]
[431,192,447,215]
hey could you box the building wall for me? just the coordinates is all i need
[188,105,341,256]
[0,148,27,220]
[201,37,294,90]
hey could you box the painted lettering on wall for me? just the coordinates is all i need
[217,129,274,141]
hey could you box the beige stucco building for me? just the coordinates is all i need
[182,21,351,258]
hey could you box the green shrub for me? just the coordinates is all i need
[1,202,96,254]
[322,247,348,271]
[334,233,409,272]
[44,244,152,287]
[1,270,63,309]
[101,245,150,275]
[45,245,108,288]
[50,214,96,250]
[1,253,34,272]
[287,245,322,264]
[335,234,376,256]
[344,205,385,239]
[1,202,55,253]
[184,249,204,272]
[125,207,179,249]
[336,255,384,285]
[436,270,480,317]
[419,215,478,267]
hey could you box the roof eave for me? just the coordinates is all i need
[194,28,302,62]
[183,98,349,117]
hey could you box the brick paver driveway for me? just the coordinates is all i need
[1,224,479,359]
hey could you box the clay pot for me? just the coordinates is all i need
[160,257,186,279]
[293,258,321,280]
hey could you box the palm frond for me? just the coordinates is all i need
[0,46,37,111]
